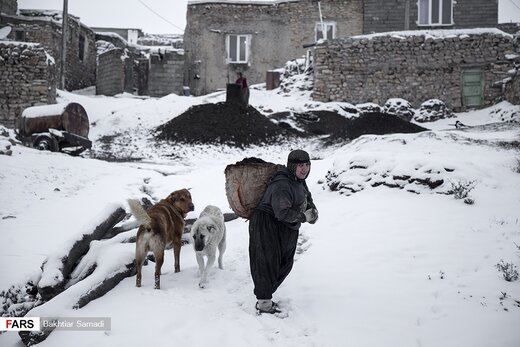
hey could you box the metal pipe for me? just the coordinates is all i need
[318,1,325,40]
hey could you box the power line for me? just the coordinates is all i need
[136,0,184,33]
[508,0,520,12]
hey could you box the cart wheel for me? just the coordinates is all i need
[33,135,59,152]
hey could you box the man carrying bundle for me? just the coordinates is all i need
[248,149,319,315]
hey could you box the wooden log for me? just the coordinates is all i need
[37,204,126,301]
[103,197,153,239]
[74,262,135,309]
[102,219,139,239]
[19,242,135,346]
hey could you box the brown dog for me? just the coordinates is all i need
[127,189,194,289]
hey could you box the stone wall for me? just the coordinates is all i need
[363,0,498,34]
[1,10,96,91]
[96,48,125,96]
[313,29,515,111]
[184,0,363,95]
[498,23,520,35]
[63,16,97,90]
[0,0,17,17]
[504,33,520,105]
[504,73,520,105]
[0,41,57,128]
[148,50,185,97]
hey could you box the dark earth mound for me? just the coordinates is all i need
[271,110,350,137]
[156,102,289,147]
[156,102,428,148]
[340,112,429,141]
[270,111,428,143]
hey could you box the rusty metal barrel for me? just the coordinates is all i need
[19,102,89,137]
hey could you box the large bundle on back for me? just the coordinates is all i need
[225,157,283,219]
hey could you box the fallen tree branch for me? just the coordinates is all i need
[38,204,126,301]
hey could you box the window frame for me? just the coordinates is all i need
[226,34,250,64]
[417,0,453,27]
[315,21,336,41]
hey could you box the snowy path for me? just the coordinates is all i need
[1,136,520,346]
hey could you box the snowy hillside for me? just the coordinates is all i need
[1,83,520,347]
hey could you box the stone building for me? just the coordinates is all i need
[0,41,57,127]
[95,29,186,97]
[363,0,498,33]
[313,29,515,111]
[91,27,144,45]
[0,0,17,16]
[1,9,96,91]
[148,49,185,97]
[184,0,503,97]
[96,46,184,98]
[184,0,363,95]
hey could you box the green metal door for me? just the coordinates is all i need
[462,70,483,107]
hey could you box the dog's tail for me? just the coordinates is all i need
[127,199,152,228]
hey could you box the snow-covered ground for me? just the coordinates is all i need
[1,84,520,347]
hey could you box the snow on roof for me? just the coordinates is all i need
[15,9,92,31]
[0,40,40,47]
[96,31,129,42]
[19,9,63,17]
[96,32,183,53]
[351,28,513,41]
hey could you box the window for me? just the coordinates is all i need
[418,0,453,26]
[227,34,250,64]
[127,29,139,45]
[315,22,336,41]
[78,35,85,62]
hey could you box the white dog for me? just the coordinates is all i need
[190,205,226,288]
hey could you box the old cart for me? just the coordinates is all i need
[17,102,92,155]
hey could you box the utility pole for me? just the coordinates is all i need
[404,0,410,30]
[60,0,68,90]
[317,1,325,40]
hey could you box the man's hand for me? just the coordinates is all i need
[304,208,318,224]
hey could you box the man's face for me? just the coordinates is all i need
[295,162,310,179]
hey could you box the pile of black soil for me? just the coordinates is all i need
[156,102,289,147]
[270,111,428,143]
[270,110,351,137]
[338,112,429,142]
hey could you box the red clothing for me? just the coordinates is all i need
[236,77,248,89]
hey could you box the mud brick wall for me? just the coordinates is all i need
[96,48,125,96]
[313,29,515,111]
[0,41,57,128]
[148,50,185,97]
